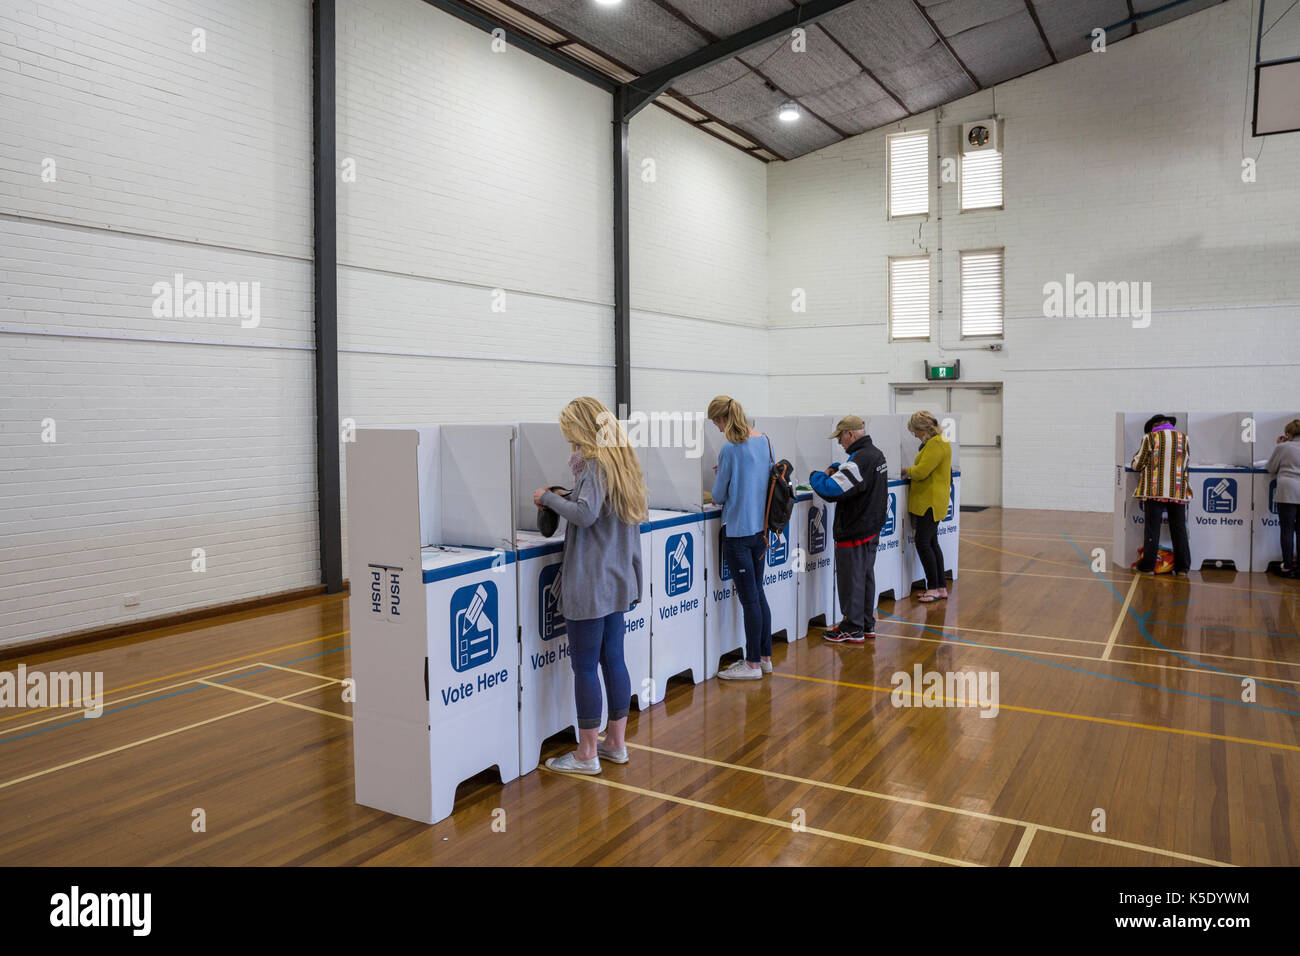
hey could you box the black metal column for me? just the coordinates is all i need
[313,0,343,593]
[613,90,631,415]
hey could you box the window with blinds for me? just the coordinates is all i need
[960,149,1003,211]
[960,249,1004,338]
[887,131,929,217]
[889,256,930,340]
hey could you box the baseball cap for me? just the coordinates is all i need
[829,415,865,439]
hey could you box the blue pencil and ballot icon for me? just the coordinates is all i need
[883,493,897,536]
[539,563,565,641]
[1203,477,1237,514]
[808,505,826,555]
[1269,479,1278,515]
[943,484,955,522]
[767,525,788,566]
[450,581,498,672]
[666,533,693,596]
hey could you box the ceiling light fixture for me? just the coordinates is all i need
[593,0,623,6]
[778,101,800,122]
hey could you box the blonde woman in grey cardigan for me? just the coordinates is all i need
[532,397,649,775]
[1267,419,1300,577]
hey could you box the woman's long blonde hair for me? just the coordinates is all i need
[558,396,649,525]
[1287,419,1300,439]
[707,395,751,445]
[908,410,942,439]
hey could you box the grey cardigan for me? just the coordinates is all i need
[540,462,643,622]
[1267,440,1300,505]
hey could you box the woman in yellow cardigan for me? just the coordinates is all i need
[900,411,952,603]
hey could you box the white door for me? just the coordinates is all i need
[892,385,1003,508]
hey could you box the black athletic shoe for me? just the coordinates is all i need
[822,621,852,641]
[841,630,866,644]
[824,625,862,644]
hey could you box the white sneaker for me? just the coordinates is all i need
[759,659,773,675]
[718,660,762,681]
[544,751,602,775]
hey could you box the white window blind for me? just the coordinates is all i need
[960,249,1004,338]
[960,149,1003,210]
[887,131,929,217]
[889,256,930,340]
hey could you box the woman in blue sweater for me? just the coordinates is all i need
[708,395,773,680]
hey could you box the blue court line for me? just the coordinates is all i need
[0,646,348,747]
[1060,534,1300,703]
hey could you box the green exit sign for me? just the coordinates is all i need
[924,360,960,381]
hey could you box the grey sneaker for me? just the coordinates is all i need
[717,660,762,681]
[759,659,773,674]
[544,751,601,775]
[597,742,629,763]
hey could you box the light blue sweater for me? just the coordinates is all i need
[711,435,772,538]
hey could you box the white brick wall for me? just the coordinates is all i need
[767,0,1300,511]
[0,0,316,647]
[630,105,769,415]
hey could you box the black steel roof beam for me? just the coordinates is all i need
[418,0,615,91]
[620,0,861,118]
[908,0,980,91]
[815,22,913,117]
[1023,0,1058,63]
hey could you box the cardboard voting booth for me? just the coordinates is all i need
[1185,412,1252,570]
[793,415,838,639]
[755,416,800,640]
[347,425,520,826]
[701,503,745,678]
[1251,411,1296,572]
[638,441,704,701]
[646,509,704,699]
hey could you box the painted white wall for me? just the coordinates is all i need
[766,0,1300,511]
[0,0,315,647]
[630,105,768,417]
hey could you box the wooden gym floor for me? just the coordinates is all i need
[2,508,1297,866]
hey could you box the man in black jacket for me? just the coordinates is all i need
[808,415,889,642]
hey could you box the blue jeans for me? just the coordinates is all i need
[566,611,630,730]
[723,532,772,663]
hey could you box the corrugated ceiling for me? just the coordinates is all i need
[447,0,1229,161]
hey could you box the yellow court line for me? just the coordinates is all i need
[0,700,274,792]
[198,679,351,721]
[771,672,1300,754]
[1010,826,1038,867]
[0,629,351,724]
[544,768,979,866]
[0,663,266,738]
[871,627,1300,687]
[1103,574,1141,661]
[255,662,345,684]
[0,683,335,792]
[623,741,1233,867]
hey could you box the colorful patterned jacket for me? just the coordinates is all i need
[1130,427,1192,502]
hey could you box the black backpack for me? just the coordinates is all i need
[763,437,795,535]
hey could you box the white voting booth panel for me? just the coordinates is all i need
[905,472,961,587]
[1250,411,1296,572]
[702,504,745,677]
[1186,413,1252,571]
[347,425,520,825]
[1253,470,1282,571]
[646,510,705,699]
[794,416,839,637]
[638,440,704,701]
[876,480,906,603]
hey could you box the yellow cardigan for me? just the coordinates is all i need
[908,435,952,518]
